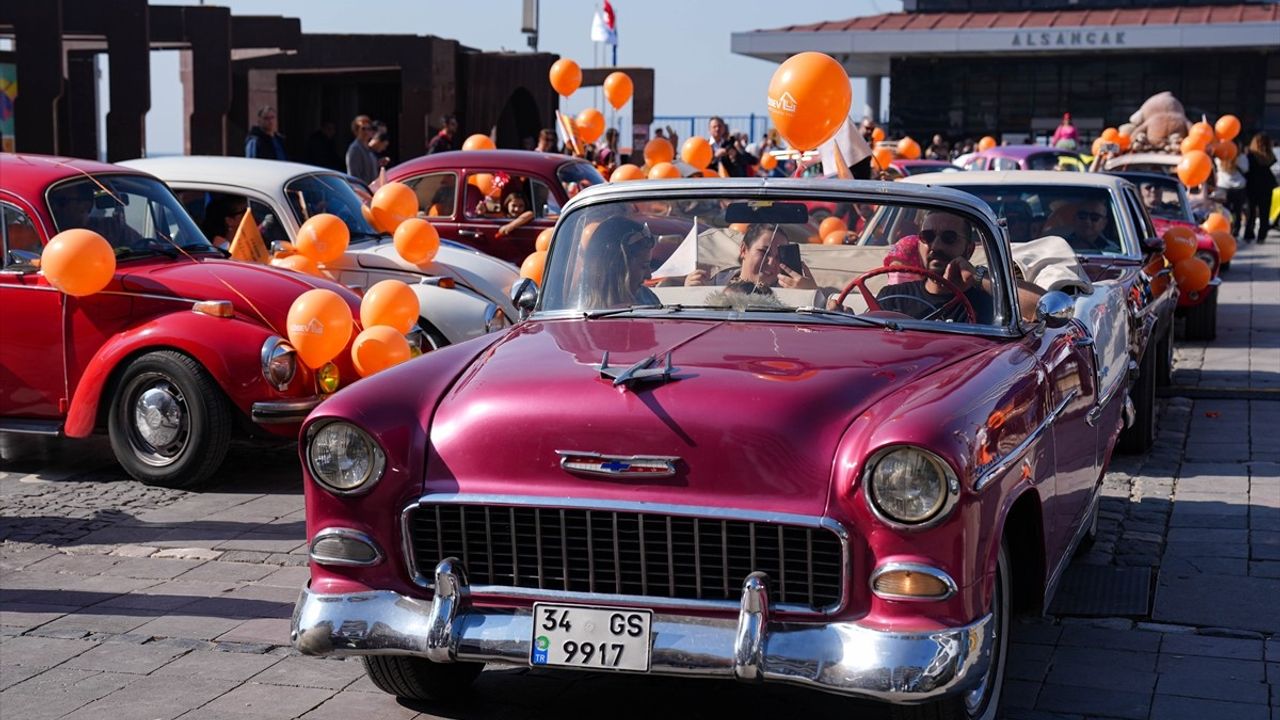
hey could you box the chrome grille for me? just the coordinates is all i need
[405,503,844,612]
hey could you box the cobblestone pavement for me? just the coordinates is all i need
[1,232,1277,719]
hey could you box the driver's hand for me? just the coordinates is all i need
[778,264,817,290]
[943,257,977,290]
[685,269,709,286]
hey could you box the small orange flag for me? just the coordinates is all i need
[228,208,269,264]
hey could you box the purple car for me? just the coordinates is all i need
[962,145,1086,172]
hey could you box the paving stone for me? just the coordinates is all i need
[1007,642,1053,682]
[1148,694,1270,720]
[1156,653,1266,682]
[152,547,223,561]
[257,566,311,589]
[215,618,292,647]
[0,635,97,668]
[250,656,368,690]
[128,614,246,642]
[198,681,336,717]
[1011,621,1062,646]
[100,557,204,580]
[60,640,190,674]
[153,648,281,681]
[1047,646,1156,673]
[174,561,276,584]
[37,611,155,636]
[57,674,243,720]
[296,689,426,719]
[1161,555,1248,575]
[1046,566,1150,617]
[1056,626,1160,652]
[1153,572,1280,633]
[1154,670,1270,704]
[1035,683,1149,719]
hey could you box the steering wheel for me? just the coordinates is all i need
[835,265,977,324]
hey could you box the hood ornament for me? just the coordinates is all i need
[595,351,680,390]
[556,451,680,479]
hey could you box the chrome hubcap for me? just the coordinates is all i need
[127,379,189,466]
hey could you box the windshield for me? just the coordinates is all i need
[283,173,381,238]
[940,184,1126,255]
[1128,177,1192,223]
[47,175,212,255]
[1026,152,1081,172]
[539,193,1010,330]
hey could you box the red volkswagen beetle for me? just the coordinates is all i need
[291,178,1136,719]
[0,154,360,488]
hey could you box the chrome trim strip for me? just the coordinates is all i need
[398,494,851,616]
[251,397,321,424]
[861,446,961,531]
[309,527,385,567]
[869,562,959,602]
[974,389,1079,493]
[97,290,202,304]
[555,450,679,479]
[0,420,63,436]
[1087,369,1128,428]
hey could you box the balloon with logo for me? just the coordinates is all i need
[370,182,419,234]
[1215,114,1240,142]
[287,288,354,369]
[296,214,349,264]
[535,228,553,252]
[978,136,997,152]
[898,137,922,160]
[648,162,680,180]
[766,51,851,151]
[872,147,895,171]
[1172,256,1211,293]
[352,325,412,378]
[610,164,645,182]
[603,71,633,110]
[644,137,675,166]
[575,108,605,144]
[1209,230,1236,264]
[1177,150,1212,187]
[41,228,116,297]
[759,152,778,171]
[393,218,440,265]
[1201,212,1230,235]
[549,58,582,97]
[271,253,323,277]
[681,137,713,169]
[520,250,547,283]
[360,279,418,335]
[1162,226,1198,263]
[462,134,496,152]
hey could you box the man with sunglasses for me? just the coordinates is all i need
[346,115,380,184]
[875,211,995,324]
[1066,198,1118,253]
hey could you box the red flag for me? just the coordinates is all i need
[603,1,616,32]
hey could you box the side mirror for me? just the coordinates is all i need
[1035,291,1075,330]
[483,302,507,332]
[1141,236,1165,255]
[510,278,538,320]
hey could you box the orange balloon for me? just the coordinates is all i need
[603,71,633,110]
[897,137,921,160]
[1150,273,1171,298]
[1143,255,1166,278]
[535,228,553,252]
[1162,226,1198,263]
[576,109,605,144]
[371,182,419,233]
[871,127,885,143]
[296,214,350,264]
[520,250,547,283]
[271,253,322,277]
[1210,230,1236,264]
[644,137,675,166]
[393,218,440,265]
[40,228,116,297]
[681,137,713,169]
[1190,121,1214,142]
[822,231,847,245]
[1173,256,1211,293]
[766,51,851,151]
[1180,134,1209,154]
[351,325,412,378]
[1214,142,1238,163]
[287,288,354,369]
[462,134,496,152]
[469,173,496,197]
[648,162,680,179]
[701,168,721,178]
[271,240,296,259]
[1215,114,1240,142]
[1118,132,1132,151]
[359,279,419,335]
[729,223,750,235]
[872,147,895,171]
[1177,150,1213,187]
[610,164,645,182]
[759,153,778,171]
[818,216,847,239]
[1101,127,1120,143]
[978,136,997,152]
[549,58,582,97]
[1201,212,1230,235]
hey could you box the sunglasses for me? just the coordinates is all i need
[919,229,963,245]
[1076,211,1105,222]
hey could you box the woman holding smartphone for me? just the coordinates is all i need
[685,224,817,289]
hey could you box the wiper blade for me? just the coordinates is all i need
[582,303,666,319]
[736,303,899,330]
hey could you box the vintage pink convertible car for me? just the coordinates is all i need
[0,154,360,487]
[291,178,1133,719]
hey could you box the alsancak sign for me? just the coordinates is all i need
[1011,30,1127,47]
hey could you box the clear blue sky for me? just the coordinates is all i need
[128,0,901,156]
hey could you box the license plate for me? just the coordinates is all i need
[530,603,652,672]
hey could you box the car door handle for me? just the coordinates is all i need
[456,229,480,238]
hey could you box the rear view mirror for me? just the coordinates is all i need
[725,201,809,225]
[510,278,538,320]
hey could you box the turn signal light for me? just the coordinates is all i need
[317,362,340,394]
[192,300,234,318]
[872,568,954,600]
[309,530,382,566]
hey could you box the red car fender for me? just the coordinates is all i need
[65,313,280,438]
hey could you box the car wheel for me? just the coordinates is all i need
[891,542,1009,720]
[362,656,483,702]
[1118,346,1157,454]
[1183,288,1217,341]
[107,351,231,489]
[1154,328,1174,387]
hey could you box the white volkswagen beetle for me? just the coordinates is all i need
[121,156,519,348]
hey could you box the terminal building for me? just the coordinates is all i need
[732,0,1280,144]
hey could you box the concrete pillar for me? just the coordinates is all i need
[0,1,65,154]
[864,75,882,125]
[185,6,232,156]
[63,51,99,159]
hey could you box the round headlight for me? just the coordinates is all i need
[260,337,297,390]
[866,447,956,526]
[307,422,386,493]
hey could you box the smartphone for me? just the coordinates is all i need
[777,243,803,274]
[1101,142,1121,155]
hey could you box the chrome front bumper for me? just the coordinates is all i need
[250,397,322,424]
[291,559,994,704]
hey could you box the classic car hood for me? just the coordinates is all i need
[352,240,519,310]
[425,318,988,515]
[119,258,361,331]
